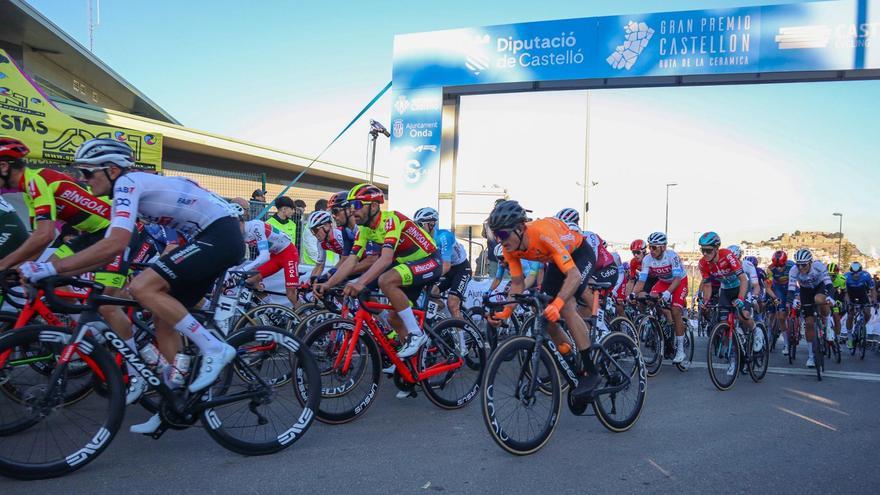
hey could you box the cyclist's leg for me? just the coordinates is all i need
[445,262,471,319]
[380,255,442,356]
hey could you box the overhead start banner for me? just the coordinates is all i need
[0,49,163,171]
[390,0,880,211]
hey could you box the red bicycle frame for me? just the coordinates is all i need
[333,298,463,384]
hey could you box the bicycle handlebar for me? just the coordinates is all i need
[481,290,552,313]
[37,276,105,314]
[0,269,27,310]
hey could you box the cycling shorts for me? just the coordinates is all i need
[649,277,688,309]
[391,253,443,303]
[54,228,143,289]
[847,287,869,306]
[771,285,788,305]
[0,211,28,259]
[798,285,826,318]
[152,217,245,308]
[257,244,300,288]
[438,260,471,298]
[542,242,596,300]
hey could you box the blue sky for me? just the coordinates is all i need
[27,0,880,253]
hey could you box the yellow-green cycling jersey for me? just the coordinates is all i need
[18,167,110,233]
[351,210,436,263]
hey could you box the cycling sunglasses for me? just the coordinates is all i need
[330,207,348,215]
[77,167,108,179]
[700,247,715,254]
[494,228,516,241]
[649,245,664,251]
[349,200,372,211]
[631,250,644,256]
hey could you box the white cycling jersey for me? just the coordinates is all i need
[237,220,292,273]
[787,260,832,291]
[313,227,344,264]
[637,249,686,283]
[742,260,759,289]
[109,172,234,236]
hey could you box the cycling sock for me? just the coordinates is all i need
[580,348,597,375]
[808,345,814,358]
[124,337,139,378]
[398,307,422,336]
[174,314,224,354]
[675,335,684,349]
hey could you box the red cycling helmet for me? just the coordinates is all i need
[630,239,646,253]
[772,250,787,266]
[347,183,384,204]
[0,137,30,161]
[328,190,349,209]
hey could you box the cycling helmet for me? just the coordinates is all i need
[727,245,742,259]
[347,183,384,204]
[772,250,787,266]
[794,248,813,264]
[630,239,646,252]
[850,261,862,273]
[493,243,504,259]
[328,191,349,209]
[487,200,528,231]
[0,137,29,162]
[745,256,758,267]
[698,231,721,247]
[565,221,580,232]
[413,207,440,224]
[647,232,667,246]
[827,262,838,274]
[307,210,333,230]
[229,197,248,219]
[73,138,134,169]
[554,207,579,225]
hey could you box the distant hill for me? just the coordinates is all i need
[742,231,872,267]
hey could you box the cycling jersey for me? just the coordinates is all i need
[432,227,468,266]
[495,259,541,280]
[239,220,298,286]
[699,248,743,290]
[243,220,292,255]
[503,217,582,278]
[351,210,436,263]
[787,261,832,292]
[108,172,235,237]
[767,261,794,287]
[845,271,875,290]
[638,249,685,283]
[0,197,28,258]
[318,227,345,261]
[831,273,847,298]
[19,168,110,233]
[629,257,642,280]
[742,260,759,291]
[582,230,615,268]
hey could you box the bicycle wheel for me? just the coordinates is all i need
[859,322,867,360]
[293,309,339,339]
[233,304,300,334]
[748,323,769,382]
[638,318,663,377]
[829,335,841,364]
[517,315,568,394]
[297,318,380,424]
[813,330,824,381]
[673,328,694,372]
[788,319,798,364]
[202,326,320,455]
[419,319,485,409]
[294,302,320,318]
[481,336,561,455]
[707,322,740,391]
[609,316,638,345]
[0,326,124,480]
[593,333,646,432]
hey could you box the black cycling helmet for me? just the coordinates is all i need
[487,200,528,231]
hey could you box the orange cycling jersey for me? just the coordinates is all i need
[502,217,583,278]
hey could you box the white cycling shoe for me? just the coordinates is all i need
[726,361,737,376]
[753,330,765,352]
[397,333,427,359]
[125,376,147,405]
[396,389,413,399]
[188,343,236,393]
[672,346,686,364]
[806,356,815,368]
[130,413,161,434]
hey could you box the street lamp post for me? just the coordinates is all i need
[665,182,678,234]
[833,212,843,266]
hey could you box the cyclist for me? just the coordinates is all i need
[488,200,601,397]
[766,250,795,355]
[489,243,541,293]
[828,262,847,341]
[698,233,758,373]
[744,255,769,313]
[844,262,876,349]
[630,232,689,364]
[0,195,28,259]
[627,239,648,296]
[231,198,301,308]
[19,138,245,434]
[413,207,471,319]
[787,248,834,368]
[728,245,760,303]
[314,183,441,358]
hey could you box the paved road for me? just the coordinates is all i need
[3,338,879,494]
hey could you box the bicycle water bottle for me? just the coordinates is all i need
[168,352,192,388]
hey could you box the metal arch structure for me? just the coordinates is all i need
[389,0,880,228]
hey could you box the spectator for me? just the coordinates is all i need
[251,189,267,203]
[314,198,328,212]
[267,196,298,245]
[249,189,267,220]
[293,199,307,220]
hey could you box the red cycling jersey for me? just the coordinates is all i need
[699,248,744,289]
[320,227,345,256]
[629,257,642,280]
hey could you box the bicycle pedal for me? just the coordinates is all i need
[149,423,170,440]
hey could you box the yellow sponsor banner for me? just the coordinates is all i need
[0,49,163,171]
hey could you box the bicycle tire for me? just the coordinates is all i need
[748,323,769,382]
[0,326,124,480]
[481,336,561,456]
[638,318,663,377]
[517,315,569,394]
[233,303,299,334]
[419,318,485,409]
[293,309,339,339]
[201,326,321,455]
[593,333,647,432]
[609,316,638,345]
[297,318,380,424]
[813,329,823,381]
[859,322,867,360]
[707,322,740,391]
[675,328,695,372]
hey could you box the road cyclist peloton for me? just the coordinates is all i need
[16,137,246,434]
[786,248,835,368]
[412,206,472,320]
[630,231,689,364]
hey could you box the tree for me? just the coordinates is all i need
[842,244,853,265]
[794,230,801,236]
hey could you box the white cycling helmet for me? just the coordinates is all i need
[727,245,742,259]
[554,207,579,225]
[73,138,135,169]
[413,207,439,223]
[565,221,581,232]
[647,232,667,246]
[794,248,813,264]
[493,243,504,259]
[228,202,245,218]
[307,210,333,230]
